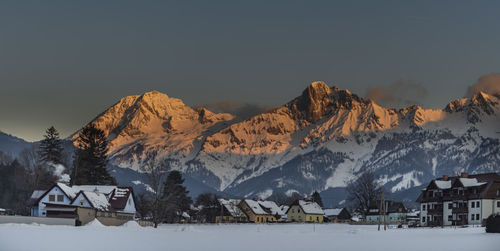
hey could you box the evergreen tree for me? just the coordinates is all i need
[194,192,219,223]
[71,124,116,185]
[38,126,64,165]
[162,171,192,223]
[311,190,324,207]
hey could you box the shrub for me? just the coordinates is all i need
[485,214,500,233]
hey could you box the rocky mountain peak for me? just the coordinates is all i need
[445,92,499,123]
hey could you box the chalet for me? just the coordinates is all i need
[365,200,407,224]
[323,208,351,223]
[28,183,136,226]
[416,172,500,226]
[238,199,285,223]
[215,199,248,223]
[286,200,324,223]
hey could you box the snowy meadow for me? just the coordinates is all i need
[1,223,499,251]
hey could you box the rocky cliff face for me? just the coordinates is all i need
[72,83,500,203]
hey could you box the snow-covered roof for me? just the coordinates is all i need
[30,190,46,199]
[57,183,78,199]
[323,208,343,217]
[297,200,324,215]
[0,208,5,212]
[82,191,110,211]
[72,185,117,194]
[280,205,289,214]
[244,200,284,215]
[219,199,245,217]
[244,200,268,215]
[258,201,284,216]
[459,178,487,187]
[434,180,451,189]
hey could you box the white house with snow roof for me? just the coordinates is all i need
[29,183,136,226]
[417,173,500,226]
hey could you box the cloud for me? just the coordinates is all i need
[465,73,500,98]
[197,101,274,120]
[365,80,428,108]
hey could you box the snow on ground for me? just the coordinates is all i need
[0,223,498,251]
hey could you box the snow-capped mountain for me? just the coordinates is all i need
[72,82,500,204]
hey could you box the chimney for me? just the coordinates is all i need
[461,172,468,178]
[442,175,449,181]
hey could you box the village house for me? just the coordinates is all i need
[323,208,351,223]
[215,199,248,223]
[238,199,285,223]
[416,172,500,226]
[28,183,136,226]
[286,200,324,223]
[365,200,407,224]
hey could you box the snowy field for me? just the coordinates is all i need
[1,223,499,251]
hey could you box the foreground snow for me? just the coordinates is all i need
[0,223,499,251]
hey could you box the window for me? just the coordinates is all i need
[476,214,480,220]
[497,201,500,207]
[422,217,426,223]
[476,201,480,208]
[471,202,475,208]
[471,214,475,220]
[57,195,64,202]
[80,198,84,206]
[48,195,55,202]
[128,198,131,205]
[423,205,426,211]
[316,216,319,221]
[448,203,452,209]
[448,215,452,221]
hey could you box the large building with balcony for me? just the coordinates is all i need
[416,172,500,226]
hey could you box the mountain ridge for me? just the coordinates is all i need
[68,82,500,203]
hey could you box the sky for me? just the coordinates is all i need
[1,0,500,141]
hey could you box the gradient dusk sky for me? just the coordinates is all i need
[1,0,500,141]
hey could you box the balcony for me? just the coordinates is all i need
[427,207,443,214]
[452,207,468,214]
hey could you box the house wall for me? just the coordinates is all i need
[304,214,323,223]
[387,213,405,223]
[443,201,453,226]
[420,203,428,226]
[76,207,97,225]
[469,199,482,225]
[37,186,72,217]
[287,205,305,222]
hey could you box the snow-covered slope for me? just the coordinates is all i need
[72,83,500,203]
[72,91,235,171]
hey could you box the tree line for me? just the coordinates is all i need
[0,124,117,214]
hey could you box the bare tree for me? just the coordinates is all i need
[140,153,168,228]
[346,171,383,216]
